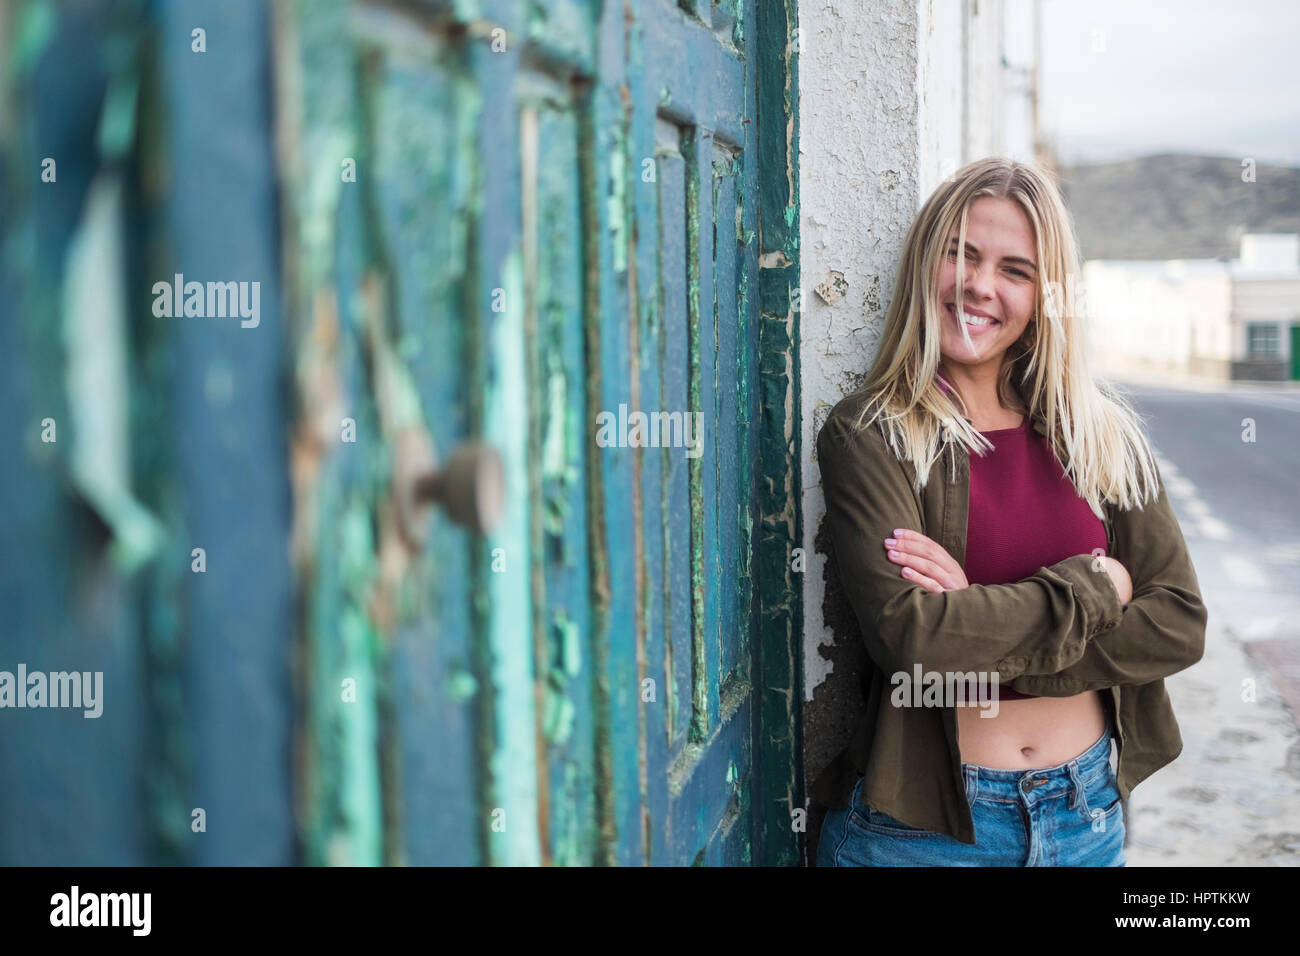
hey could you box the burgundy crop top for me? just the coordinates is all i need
[959,414,1109,701]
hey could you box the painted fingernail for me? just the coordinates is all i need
[893,529,904,537]
[889,550,900,558]
[902,567,912,576]
[884,538,897,547]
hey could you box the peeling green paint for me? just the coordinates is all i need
[542,357,568,483]
[543,679,575,743]
[555,610,581,677]
[288,0,361,291]
[483,244,542,865]
[321,500,384,866]
[607,127,627,274]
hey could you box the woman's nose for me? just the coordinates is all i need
[960,260,997,298]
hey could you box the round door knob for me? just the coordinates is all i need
[393,429,505,548]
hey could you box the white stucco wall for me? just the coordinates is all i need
[798,0,923,696]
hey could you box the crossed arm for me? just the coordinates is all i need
[817,411,1207,692]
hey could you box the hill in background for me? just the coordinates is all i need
[1058,154,1300,261]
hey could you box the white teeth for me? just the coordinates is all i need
[949,305,996,326]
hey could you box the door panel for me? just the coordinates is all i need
[630,0,760,866]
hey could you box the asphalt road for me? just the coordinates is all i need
[1106,377,1300,866]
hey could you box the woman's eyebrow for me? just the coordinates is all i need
[947,237,1038,272]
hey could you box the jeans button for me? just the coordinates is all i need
[1020,777,1033,792]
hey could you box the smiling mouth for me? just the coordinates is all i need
[945,303,1001,327]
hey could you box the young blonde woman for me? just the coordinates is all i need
[813,157,1207,867]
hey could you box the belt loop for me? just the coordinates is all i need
[1066,760,1085,812]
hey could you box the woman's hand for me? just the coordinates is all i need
[883,529,969,594]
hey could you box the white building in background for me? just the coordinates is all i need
[1084,234,1300,383]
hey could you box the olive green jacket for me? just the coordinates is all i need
[811,391,1208,845]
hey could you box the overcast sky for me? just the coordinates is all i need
[1038,0,1300,167]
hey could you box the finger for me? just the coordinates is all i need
[886,530,959,582]
[900,565,943,593]
[884,544,943,587]
[887,528,943,564]
[886,547,951,588]
[891,528,938,549]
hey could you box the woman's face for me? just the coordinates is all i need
[936,196,1039,371]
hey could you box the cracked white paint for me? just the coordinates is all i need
[799,0,1040,699]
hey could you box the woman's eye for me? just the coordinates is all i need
[946,247,1030,279]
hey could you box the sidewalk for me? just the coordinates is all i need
[1117,437,1300,866]
[1098,364,1300,395]
[1123,604,1300,865]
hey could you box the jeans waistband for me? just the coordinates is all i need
[960,718,1114,807]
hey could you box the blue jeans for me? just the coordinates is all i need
[818,721,1126,866]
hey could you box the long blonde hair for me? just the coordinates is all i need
[845,156,1160,517]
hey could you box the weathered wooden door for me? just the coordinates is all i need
[0,0,800,867]
[274,0,800,865]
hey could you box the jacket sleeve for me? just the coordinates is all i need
[817,410,1124,681]
[1009,462,1208,694]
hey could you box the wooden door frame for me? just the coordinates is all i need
[751,0,804,866]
